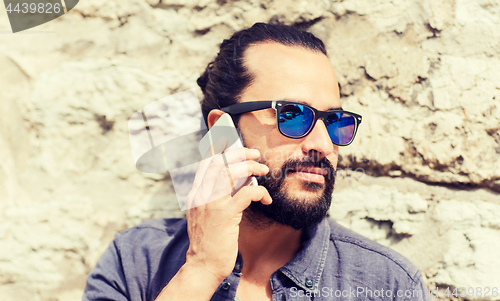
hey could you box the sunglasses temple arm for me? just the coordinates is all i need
[222,101,274,115]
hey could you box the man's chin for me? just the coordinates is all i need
[246,179,332,230]
[282,176,326,196]
[245,197,329,230]
[249,157,335,230]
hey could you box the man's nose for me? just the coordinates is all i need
[300,119,335,159]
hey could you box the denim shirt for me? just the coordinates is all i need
[83,218,431,301]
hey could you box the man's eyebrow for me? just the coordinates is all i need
[326,106,343,111]
[282,98,343,111]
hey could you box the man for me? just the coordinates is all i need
[83,23,431,301]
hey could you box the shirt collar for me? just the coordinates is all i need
[276,218,330,293]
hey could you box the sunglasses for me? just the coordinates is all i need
[221,100,362,146]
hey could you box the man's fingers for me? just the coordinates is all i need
[199,148,262,188]
[188,147,264,209]
[225,161,269,182]
[200,160,268,203]
[193,139,254,189]
[221,147,260,165]
[193,184,272,214]
[231,186,272,211]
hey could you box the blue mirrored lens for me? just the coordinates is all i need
[278,104,314,137]
[325,112,355,145]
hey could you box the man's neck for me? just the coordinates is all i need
[238,211,303,276]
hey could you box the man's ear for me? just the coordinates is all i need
[207,109,225,129]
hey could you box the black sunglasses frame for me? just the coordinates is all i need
[221,100,362,146]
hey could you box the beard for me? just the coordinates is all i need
[245,154,336,230]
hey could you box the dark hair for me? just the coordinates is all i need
[197,22,327,127]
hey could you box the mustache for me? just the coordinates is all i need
[259,156,336,181]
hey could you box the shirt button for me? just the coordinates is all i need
[222,282,231,291]
[305,279,313,288]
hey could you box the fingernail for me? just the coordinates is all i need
[251,149,260,156]
[261,164,269,173]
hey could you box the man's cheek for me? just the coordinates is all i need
[262,148,293,164]
[327,153,339,169]
[267,165,284,181]
[273,149,286,162]
[326,152,337,165]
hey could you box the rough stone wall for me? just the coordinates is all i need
[0,0,499,300]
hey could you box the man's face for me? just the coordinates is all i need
[238,42,341,229]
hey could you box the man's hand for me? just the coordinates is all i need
[155,147,271,301]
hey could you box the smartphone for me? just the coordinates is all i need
[198,113,258,194]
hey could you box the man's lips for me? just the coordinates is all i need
[288,167,327,183]
[293,167,328,176]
